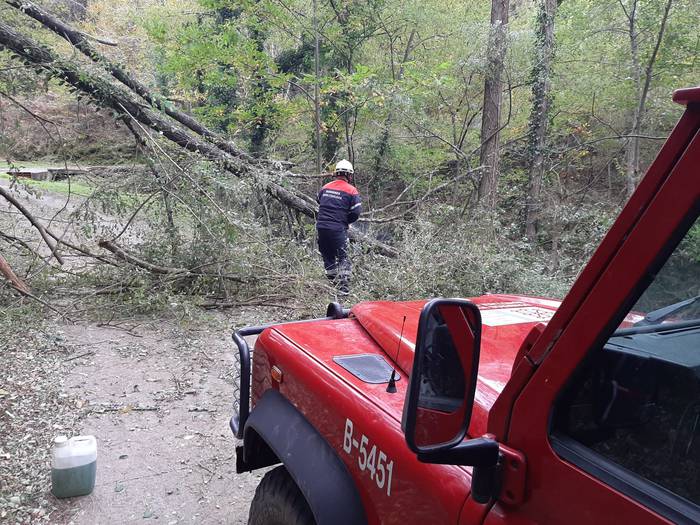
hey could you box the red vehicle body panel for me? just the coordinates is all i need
[254,321,471,524]
[350,296,560,438]
[246,88,700,524]
[253,294,559,524]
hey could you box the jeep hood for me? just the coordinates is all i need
[351,294,561,434]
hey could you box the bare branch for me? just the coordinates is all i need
[98,239,189,275]
[0,185,64,264]
[0,89,60,140]
[98,239,246,282]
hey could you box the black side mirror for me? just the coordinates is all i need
[402,299,499,475]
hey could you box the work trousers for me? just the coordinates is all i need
[317,227,351,294]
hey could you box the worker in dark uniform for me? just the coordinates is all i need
[316,159,362,295]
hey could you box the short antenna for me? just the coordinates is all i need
[386,315,406,393]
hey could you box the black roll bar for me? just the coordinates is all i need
[230,302,350,439]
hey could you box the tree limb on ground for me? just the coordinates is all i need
[0,185,118,266]
[0,253,70,318]
[0,182,116,265]
[0,250,30,293]
[98,239,188,275]
[1,230,39,255]
[98,239,245,282]
[0,19,397,257]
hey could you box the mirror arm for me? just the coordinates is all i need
[472,463,500,504]
[416,437,499,467]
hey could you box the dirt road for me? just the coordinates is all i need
[0,176,279,522]
[53,317,263,524]
[1,174,273,523]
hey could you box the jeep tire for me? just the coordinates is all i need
[247,466,315,525]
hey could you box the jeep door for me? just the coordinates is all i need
[485,97,700,524]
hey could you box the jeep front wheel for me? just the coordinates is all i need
[247,466,315,525]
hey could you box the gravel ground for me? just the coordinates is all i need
[1,313,265,525]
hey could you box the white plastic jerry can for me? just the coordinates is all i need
[51,435,97,498]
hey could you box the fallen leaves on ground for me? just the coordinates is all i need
[0,321,80,523]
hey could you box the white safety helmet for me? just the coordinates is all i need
[335,159,354,175]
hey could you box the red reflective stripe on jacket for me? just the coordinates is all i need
[322,179,359,195]
[317,179,362,230]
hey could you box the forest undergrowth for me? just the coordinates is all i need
[0,159,593,326]
[1,0,693,318]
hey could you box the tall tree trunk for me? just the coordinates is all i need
[327,0,357,164]
[322,90,341,164]
[524,0,558,239]
[478,0,510,209]
[313,0,322,175]
[248,2,271,155]
[623,0,673,198]
[624,0,642,199]
[373,30,417,175]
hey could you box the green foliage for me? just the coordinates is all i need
[351,207,571,303]
[144,0,290,148]
[2,0,699,316]
[121,0,700,304]
[680,223,700,263]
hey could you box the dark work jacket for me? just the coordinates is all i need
[316,179,362,231]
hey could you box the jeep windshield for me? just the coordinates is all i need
[613,218,700,338]
[608,216,700,368]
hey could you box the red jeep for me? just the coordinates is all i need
[231,87,700,525]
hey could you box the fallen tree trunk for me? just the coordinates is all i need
[0,20,397,257]
[4,0,251,162]
[4,0,310,198]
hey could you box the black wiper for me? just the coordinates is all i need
[614,318,700,337]
[635,295,700,326]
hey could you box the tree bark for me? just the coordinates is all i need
[524,0,558,239]
[622,0,673,198]
[0,250,30,293]
[313,0,322,176]
[478,0,510,209]
[248,1,272,155]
